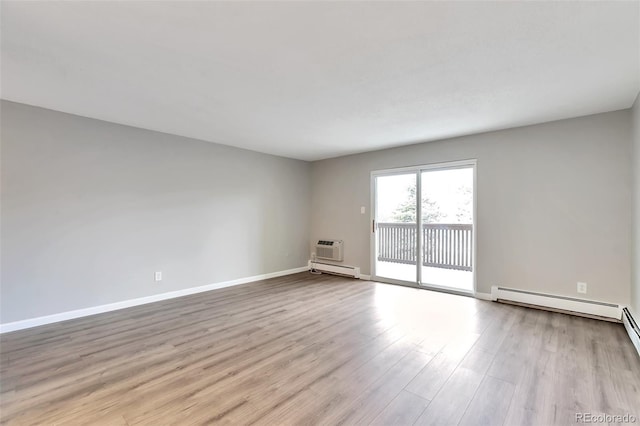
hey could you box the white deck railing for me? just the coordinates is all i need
[377,223,473,271]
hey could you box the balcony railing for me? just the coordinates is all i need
[377,223,473,271]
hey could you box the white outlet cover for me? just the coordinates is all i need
[577,282,587,293]
[155,271,162,281]
[360,206,366,214]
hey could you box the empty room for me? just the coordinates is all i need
[1,1,640,425]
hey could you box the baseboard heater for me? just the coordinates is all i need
[491,286,622,321]
[308,260,360,279]
[622,308,640,357]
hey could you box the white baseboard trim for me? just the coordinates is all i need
[359,274,371,281]
[491,285,622,320]
[0,266,309,334]
[474,292,493,301]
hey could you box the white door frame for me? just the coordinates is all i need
[370,159,477,296]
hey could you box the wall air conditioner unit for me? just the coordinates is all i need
[315,240,343,261]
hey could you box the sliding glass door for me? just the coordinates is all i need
[420,167,474,292]
[373,172,418,283]
[372,161,475,294]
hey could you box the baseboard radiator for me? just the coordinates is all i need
[622,308,640,357]
[308,261,360,279]
[491,286,622,321]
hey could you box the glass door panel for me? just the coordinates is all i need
[420,167,474,292]
[374,173,418,283]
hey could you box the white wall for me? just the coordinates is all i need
[632,93,640,317]
[311,111,632,305]
[2,100,635,324]
[0,101,310,323]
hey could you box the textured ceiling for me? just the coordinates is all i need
[2,1,639,160]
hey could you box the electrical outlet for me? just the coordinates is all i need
[577,282,587,294]
[155,271,162,282]
[360,206,366,214]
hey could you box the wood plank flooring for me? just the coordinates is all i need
[1,272,639,425]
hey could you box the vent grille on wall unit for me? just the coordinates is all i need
[315,240,343,261]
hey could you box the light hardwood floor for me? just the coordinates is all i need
[1,273,639,425]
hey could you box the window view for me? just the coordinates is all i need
[421,168,473,292]
[376,173,418,283]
